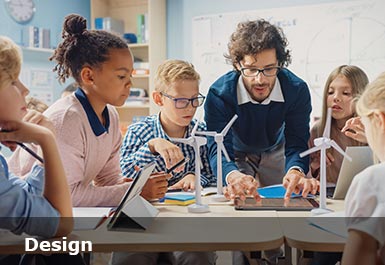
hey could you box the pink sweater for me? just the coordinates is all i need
[42,94,130,206]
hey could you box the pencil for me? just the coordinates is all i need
[17,142,44,164]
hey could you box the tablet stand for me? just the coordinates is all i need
[110,195,159,230]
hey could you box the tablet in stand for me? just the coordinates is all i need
[108,162,158,231]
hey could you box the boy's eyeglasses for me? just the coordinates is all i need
[160,92,206,109]
[239,63,281,77]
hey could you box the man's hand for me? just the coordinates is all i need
[169,173,197,191]
[223,171,260,201]
[283,169,319,203]
[341,117,367,143]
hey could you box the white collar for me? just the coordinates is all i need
[237,75,284,105]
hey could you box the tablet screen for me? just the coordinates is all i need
[234,197,319,211]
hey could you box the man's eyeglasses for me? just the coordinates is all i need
[160,92,205,109]
[239,64,281,77]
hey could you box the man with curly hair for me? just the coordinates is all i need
[204,20,318,264]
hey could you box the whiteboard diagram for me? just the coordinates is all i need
[192,0,385,119]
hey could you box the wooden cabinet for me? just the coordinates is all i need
[90,0,166,126]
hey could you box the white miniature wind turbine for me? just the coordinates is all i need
[196,114,238,202]
[300,108,352,215]
[170,122,210,213]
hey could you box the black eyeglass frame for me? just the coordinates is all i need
[238,63,282,77]
[160,92,206,109]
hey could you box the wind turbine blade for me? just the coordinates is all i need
[323,108,332,138]
[330,140,352,161]
[191,122,199,136]
[220,143,231,162]
[170,137,192,144]
[195,131,216,137]
[221,114,238,135]
[300,146,321,157]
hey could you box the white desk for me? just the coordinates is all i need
[0,205,283,258]
[278,199,346,264]
[73,205,283,253]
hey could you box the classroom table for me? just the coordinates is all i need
[0,197,348,265]
[278,199,346,265]
[0,204,283,265]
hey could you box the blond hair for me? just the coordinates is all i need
[154,60,200,92]
[0,36,22,91]
[356,72,385,117]
[318,65,368,135]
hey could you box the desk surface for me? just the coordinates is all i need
[278,199,346,252]
[0,205,283,254]
[0,198,347,255]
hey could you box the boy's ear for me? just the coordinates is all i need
[152,91,163,106]
[80,67,94,85]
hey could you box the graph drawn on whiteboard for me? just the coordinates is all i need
[192,0,385,119]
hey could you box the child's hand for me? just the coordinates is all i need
[141,172,170,200]
[23,110,56,135]
[169,174,198,191]
[0,120,52,148]
[342,117,367,143]
[148,138,184,171]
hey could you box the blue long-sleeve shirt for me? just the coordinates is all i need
[204,69,311,183]
[120,114,215,187]
[0,148,59,237]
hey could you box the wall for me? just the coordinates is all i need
[166,0,351,60]
[0,0,90,102]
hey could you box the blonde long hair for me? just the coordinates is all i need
[318,65,369,135]
[356,72,385,117]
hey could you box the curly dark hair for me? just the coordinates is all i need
[225,19,291,70]
[50,14,128,83]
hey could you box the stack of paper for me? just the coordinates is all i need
[163,194,195,206]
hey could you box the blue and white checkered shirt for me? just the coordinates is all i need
[120,114,215,187]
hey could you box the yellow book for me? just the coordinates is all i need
[164,199,196,206]
[163,194,195,206]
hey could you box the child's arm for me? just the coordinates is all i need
[0,120,73,237]
[342,229,378,265]
[120,125,160,178]
[120,124,184,177]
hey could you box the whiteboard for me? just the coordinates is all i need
[192,0,385,119]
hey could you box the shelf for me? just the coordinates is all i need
[132,74,149,78]
[21,47,54,54]
[128,43,149,48]
[91,0,166,123]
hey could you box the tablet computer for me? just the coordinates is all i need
[234,197,319,211]
[108,161,156,230]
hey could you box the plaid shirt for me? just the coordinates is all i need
[120,114,215,187]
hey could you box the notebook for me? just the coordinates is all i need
[163,194,195,206]
[257,184,315,199]
[332,146,373,199]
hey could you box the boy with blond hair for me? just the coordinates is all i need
[115,59,216,265]
[120,59,215,190]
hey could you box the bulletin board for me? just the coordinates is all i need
[192,0,385,119]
